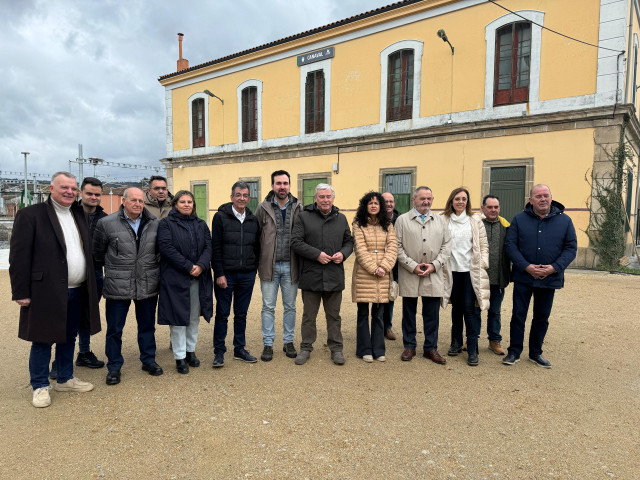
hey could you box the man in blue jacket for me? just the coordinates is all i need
[503,184,577,368]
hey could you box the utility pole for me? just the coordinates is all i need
[78,144,84,181]
[21,152,30,207]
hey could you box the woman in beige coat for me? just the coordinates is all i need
[352,192,397,363]
[442,187,490,367]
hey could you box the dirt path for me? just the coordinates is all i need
[0,266,638,479]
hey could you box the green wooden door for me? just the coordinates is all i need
[193,184,207,221]
[489,166,526,222]
[384,173,412,214]
[302,178,328,207]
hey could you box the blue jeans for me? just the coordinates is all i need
[450,271,482,353]
[260,261,297,346]
[78,268,103,353]
[508,282,555,358]
[401,296,441,352]
[487,285,505,342]
[30,286,84,389]
[213,272,256,355]
[105,296,158,372]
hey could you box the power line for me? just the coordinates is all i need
[487,0,625,54]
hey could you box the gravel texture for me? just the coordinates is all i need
[0,265,638,479]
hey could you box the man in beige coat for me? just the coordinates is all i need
[144,176,172,220]
[395,186,452,364]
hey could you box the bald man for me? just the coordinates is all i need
[93,187,163,385]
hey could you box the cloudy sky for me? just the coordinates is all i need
[0,0,387,183]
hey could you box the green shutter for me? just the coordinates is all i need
[489,166,526,222]
[193,184,207,221]
[246,181,259,213]
[384,173,412,214]
[303,178,328,207]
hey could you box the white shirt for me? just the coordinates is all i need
[448,212,472,272]
[232,205,246,223]
[52,199,87,287]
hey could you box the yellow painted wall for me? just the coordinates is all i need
[168,0,601,150]
[172,128,595,247]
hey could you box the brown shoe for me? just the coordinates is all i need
[401,348,416,361]
[423,349,447,365]
[489,341,505,355]
[384,329,396,340]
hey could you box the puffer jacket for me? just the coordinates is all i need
[211,202,260,278]
[441,212,490,311]
[351,219,397,303]
[505,200,577,289]
[93,206,160,300]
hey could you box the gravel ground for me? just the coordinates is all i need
[0,264,638,479]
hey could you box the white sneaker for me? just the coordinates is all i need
[32,386,52,408]
[362,355,374,363]
[54,377,94,393]
[375,356,386,362]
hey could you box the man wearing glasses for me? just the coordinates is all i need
[145,175,172,220]
[211,181,261,367]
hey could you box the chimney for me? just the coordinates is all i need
[177,33,189,72]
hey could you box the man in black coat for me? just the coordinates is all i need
[211,181,260,367]
[381,192,400,341]
[291,184,354,366]
[76,177,108,368]
[10,172,101,408]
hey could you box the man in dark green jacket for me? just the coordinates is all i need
[481,195,511,356]
[291,184,353,366]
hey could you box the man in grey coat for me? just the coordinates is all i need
[291,184,353,366]
[93,187,163,385]
[395,186,451,365]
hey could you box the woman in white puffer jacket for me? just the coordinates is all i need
[441,187,490,366]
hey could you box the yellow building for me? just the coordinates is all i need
[158,0,640,267]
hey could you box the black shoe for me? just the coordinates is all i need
[185,352,200,367]
[529,354,552,369]
[212,353,224,368]
[76,351,105,369]
[467,351,479,366]
[447,342,462,357]
[176,359,189,374]
[261,346,273,362]
[502,353,520,365]
[234,349,258,363]
[283,342,297,358]
[106,370,121,385]
[49,360,57,380]
[141,362,164,376]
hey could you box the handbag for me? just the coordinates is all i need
[389,276,399,301]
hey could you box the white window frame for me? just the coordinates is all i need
[237,79,263,146]
[380,40,423,126]
[188,92,209,149]
[300,58,332,136]
[485,10,544,110]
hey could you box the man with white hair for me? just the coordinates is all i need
[291,184,353,365]
[93,187,163,385]
[10,172,100,407]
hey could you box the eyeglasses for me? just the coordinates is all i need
[152,187,168,191]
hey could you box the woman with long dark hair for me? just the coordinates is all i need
[442,187,489,366]
[351,191,397,362]
[157,190,213,374]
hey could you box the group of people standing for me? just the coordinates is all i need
[10,170,577,409]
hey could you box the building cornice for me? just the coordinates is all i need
[160,104,640,168]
